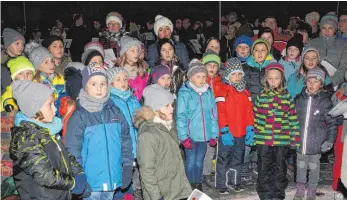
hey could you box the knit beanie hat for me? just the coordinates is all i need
[234,35,253,50]
[306,68,325,83]
[320,13,338,30]
[41,35,64,49]
[12,80,53,118]
[252,39,270,53]
[3,28,25,49]
[153,15,174,36]
[305,12,320,27]
[81,49,104,66]
[105,12,123,28]
[265,63,284,73]
[119,36,142,57]
[26,42,53,70]
[157,38,175,56]
[286,34,304,55]
[222,57,245,80]
[8,56,36,80]
[84,41,105,58]
[64,62,85,100]
[81,66,108,89]
[257,27,274,40]
[150,64,172,84]
[143,84,175,111]
[202,49,221,67]
[106,67,129,84]
[187,59,208,79]
[301,47,321,63]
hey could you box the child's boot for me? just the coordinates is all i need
[293,182,305,200]
[306,187,317,200]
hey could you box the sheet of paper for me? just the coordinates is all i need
[63,39,72,49]
[321,59,337,77]
[104,48,117,67]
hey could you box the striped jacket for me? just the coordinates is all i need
[253,89,300,147]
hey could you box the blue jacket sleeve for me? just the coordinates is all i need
[118,107,133,168]
[175,91,189,141]
[175,43,190,70]
[65,110,86,165]
[147,43,158,69]
[209,91,219,139]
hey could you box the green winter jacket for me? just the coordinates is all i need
[136,117,192,200]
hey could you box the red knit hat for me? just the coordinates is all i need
[265,63,284,73]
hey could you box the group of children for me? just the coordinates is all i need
[1,15,346,200]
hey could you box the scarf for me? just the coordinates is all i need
[40,72,58,97]
[78,88,110,112]
[153,116,173,131]
[189,82,209,94]
[246,54,274,69]
[237,53,250,62]
[111,87,132,101]
[226,79,246,92]
[123,64,138,79]
[15,111,63,135]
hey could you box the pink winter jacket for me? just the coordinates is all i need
[129,73,149,101]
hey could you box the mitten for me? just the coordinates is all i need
[72,174,87,195]
[209,138,217,147]
[321,141,333,153]
[121,166,133,189]
[182,138,193,149]
[245,126,255,145]
[220,127,234,146]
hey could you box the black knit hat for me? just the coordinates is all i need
[41,35,64,49]
[257,27,274,40]
[64,64,84,100]
[286,34,304,55]
[296,21,312,38]
[82,50,104,66]
[157,38,175,57]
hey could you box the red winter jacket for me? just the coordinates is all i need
[207,75,223,98]
[215,84,254,138]
[59,96,76,141]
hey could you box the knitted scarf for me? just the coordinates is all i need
[189,82,209,94]
[111,87,132,101]
[78,89,110,112]
[227,79,246,92]
[40,72,58,97]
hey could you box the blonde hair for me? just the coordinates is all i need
[261,69,286,94]
[119,54,146,78]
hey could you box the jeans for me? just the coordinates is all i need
[203,144,216,175]
[84,192,114,200]
[296,153,321,188]
[185,141,207,184]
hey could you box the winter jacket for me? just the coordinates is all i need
[307,34,347,86]
[279,56,301,81]
[176,82,219,142]
[215,84,254,138]
[243,55,276,102]
[99,29,128,59]
[1,84,18,113]
[295,90,339,155]
[337,32,347,41]
[10,120,83,200]
[253,90,300,146]
[36,74,65,100]
[1,55,16,95]
[147,40,190,69]
[58,96,76,139]
[110,90,141,158]
[287,72,333,101]
[129,73,149,102]
[55,56,72,76]
[342,135,347,186]
[65,99,133,191]
[271,47,282,61]
[207,75,223,97]
[136,118,192,200]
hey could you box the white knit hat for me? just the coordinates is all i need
[105,12,123,28]
[153,15,173,36]
[84,41,105,58]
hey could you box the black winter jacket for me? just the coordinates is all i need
[242,63,265,102]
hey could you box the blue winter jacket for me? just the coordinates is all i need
[110,89,141,158]
[147,41,190,69]
[65,99,133,192]
[176,82,219,142]
[279,57,301,81]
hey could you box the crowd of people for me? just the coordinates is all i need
[1,7,347,200]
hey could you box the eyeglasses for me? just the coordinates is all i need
[339,19,347,23]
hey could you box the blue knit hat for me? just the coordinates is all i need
[234,35,253,49]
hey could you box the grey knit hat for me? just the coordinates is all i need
[81,65,108,88]
[3,28,25,49]
[106,67,128,84]
[143,84,175,111]
[26,43,53,70]
[222,57,245,80]
[306,68,325,83]
[187,59,208,79]
[12,80,53,118]
[119,36,142,57]
[301,47,321,63]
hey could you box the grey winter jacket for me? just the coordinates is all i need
[307,34,347,86]
[136,119,192,200]
[295,90,340,155]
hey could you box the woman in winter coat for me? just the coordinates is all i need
[136,84,192,200]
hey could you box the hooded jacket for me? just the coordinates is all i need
[279,56,301,81]
[295,90,340,154]
[207,75,223,97]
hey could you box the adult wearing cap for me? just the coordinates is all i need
[147,14,190,69]
[307,12,347,87]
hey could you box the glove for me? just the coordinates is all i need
[245,126,255,145]
[122,166,133,189]
[209,138,217,147]
[321,141,333,153]
[220,127,234,146]
[72,174,87,195]
[81,183,92,198]
[182,138,193,149]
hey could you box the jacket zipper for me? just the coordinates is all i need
[199,95,207,141]
[188,119,191,137]
[50,134,69,174]
[100,111,113,188]
[303,96,312,154]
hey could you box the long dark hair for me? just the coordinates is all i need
[71,14,85,28]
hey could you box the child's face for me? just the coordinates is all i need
[111,72,129,91]
[229,72,243,84]
[236,44,250,58]
[48,41,64,59]
[85,75,108,99]
[321,24,336,37]
[206,63,219,77]
[39,95,56,123]
[7,40,24,57]
[125,46,139,64]
[306,78,322,94]
[39,57,55,75]
[158,26,172,39]
[158,103,174,121]
[253,43,268,64]
[287,46,300,60]
[303,51,319,70]
[14,69,34,81]
[260,32,274,46]
[206,40,220,54]
[89,55,104,68]
[157,74,172,89]
[266,69,282,90]
[190,72,207,88]
[160,43,174,62]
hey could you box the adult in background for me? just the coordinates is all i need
[305,12,321,39]
[67,14,91,62]
[338,9,347,41]
[258,27,282,61]
[307,13,347,87]
[147,15,189,69]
